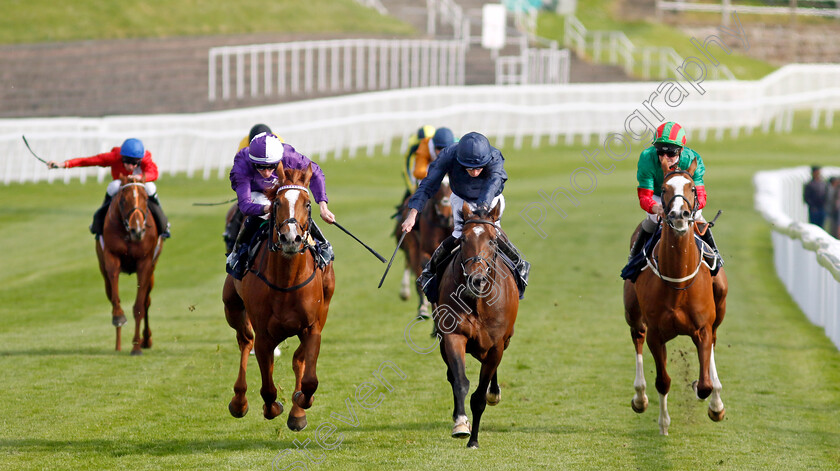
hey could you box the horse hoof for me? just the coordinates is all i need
[630,398,648,413]
[399,290,410,301]
[467,440,479,449]
[263,401,283,420]
[142,338,153,349]
[293,391,314,409]
[287,414,308,431]
[451,422,471,439]
[229,401,248,418]
[112,315,127,327]
[130,349,142,356]
[486,391,500,406]
[708,407,726,422]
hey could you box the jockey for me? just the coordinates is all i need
[412,127,456,184]
[224,124,285,253]
[226,132,335,278]
[401,131,530,299]
[402,125,436,192]
[629,121,719,263]
[47,138,170,239]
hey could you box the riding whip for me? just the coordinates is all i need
[378,230,406,288]
[333,221,387,263]
[192,198,237,207]
[22,135,49,165]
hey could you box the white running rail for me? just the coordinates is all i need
[754,166,840,350]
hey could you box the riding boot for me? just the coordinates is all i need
[417,235,459,301]
[308,219,334,265]
[628,226,654,261]
[224,208,244,255]
[148,195,171,239]
[496,234,530,299]
[699,227,724,274]
[226,216,263,278]
[90,194,112,237]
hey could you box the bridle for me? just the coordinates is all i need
[268,185,312,254]
[661,170,698,231]
[117,182,149,235]
[460,218,499,281]
[649,170,702,290]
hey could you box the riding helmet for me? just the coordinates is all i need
[433,127,455,149]
[456,132,492,168]
[248,132,284,165]
[120,138,145,160]
[653,122,687,147]
[248,124,272,142]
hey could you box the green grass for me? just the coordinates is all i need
[0,0,415,45]
[538,0,778,80]
[1,121,839,470]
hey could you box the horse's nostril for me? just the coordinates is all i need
[279,233,288,243]
[294,235,301,243]
[682,210,690,219]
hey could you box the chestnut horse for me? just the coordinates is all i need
[397,177,453,318]
[222,165,335,431]
[434,203,518,448]
[96,175,164,354]
[623,169,729,435]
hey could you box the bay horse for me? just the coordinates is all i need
[222,164,335,431]
[623,168,729,435]
[96,174,164,355]
[434,203,518,448]
[396,177,453,318]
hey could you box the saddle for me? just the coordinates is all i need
[620,227,722,282]
[226,221,333,281]
[421,244,526,304]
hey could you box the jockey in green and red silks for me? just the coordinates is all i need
[628,122,718,264]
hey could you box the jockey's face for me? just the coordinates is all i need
[656,145,682,171]
[466,167,484,177]
[254,162,277,178]
[121,158,140,172]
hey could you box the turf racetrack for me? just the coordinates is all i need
[1,124,839,470]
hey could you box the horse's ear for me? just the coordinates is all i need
[276,160,285,181]
[283,166,295,185]
[659,157,671,175]
[489,202,501,221]
[120,175,128,184]
[302,163,313,188]
[266,181,280,201]
[462,202,473,220]
[686,158,697,177]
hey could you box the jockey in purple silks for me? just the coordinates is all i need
[225,132,335,278]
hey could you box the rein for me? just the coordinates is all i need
[252,184,318,292]
[117,182,150,234]
[460,218,499,281]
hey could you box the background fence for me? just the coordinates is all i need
[2,63,838,185]
[754,166,840,350]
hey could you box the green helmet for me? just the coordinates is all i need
[653,122,687,147]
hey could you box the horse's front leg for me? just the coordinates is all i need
[292,329,322,412]
[440,334,470,439]
[130,259,154,355]
[646,332,671,435]
[486,371,501,406]
[255,334,284,420]
[467,346,502,449]
[707,344,725,422]
[223,276,253,418]
[399,267,412,301]
[625,282,648,413]
[100,249,125,350]
[288,339,308,431]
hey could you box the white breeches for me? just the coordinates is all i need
[450,193,504,238]
[107,180,157,198]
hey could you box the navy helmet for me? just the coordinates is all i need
[432,127,455,149]
[456,132,492,168]
[120,138,145,161]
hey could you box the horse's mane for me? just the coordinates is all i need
[267,165,313,201]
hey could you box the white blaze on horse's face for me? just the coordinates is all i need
[279,189,302,252]
[665,175,693,234]
[472,226,485,237]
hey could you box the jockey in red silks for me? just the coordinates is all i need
[225,132,335,279]
[48,138,170,239]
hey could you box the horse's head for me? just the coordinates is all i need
[431,176,454,228]
[268,163,313,256]
[116,175,149,241]
[660,170,697,236]
[460,202,501,298]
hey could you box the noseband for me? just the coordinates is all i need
[268,185,312,253]
[662,170,698,231]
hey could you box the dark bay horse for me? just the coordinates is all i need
[396,177,453,318]
[96,175,164,354]
[434,203,518,448]
[223,165,335,431]
[623,169,728,435]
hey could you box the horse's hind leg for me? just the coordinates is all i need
[707,345,726,422]
[646,333,671,435]
[223,276,253,418]
[99,249,126,350]
[440,334,470,439]
[467,347,502,449]
[399,267,412,301]
[486,371,501,406]
[130,261,154,356]
[624,281,648,413]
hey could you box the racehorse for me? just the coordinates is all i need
[222,164,335,431]
[623,168,729,435]
[397,177,453,318]
[434,203,518,448]
[95,174,164,354]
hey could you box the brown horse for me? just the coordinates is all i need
[623,169,729,435]
[222,165,335,431]
[96,174,164,354]
[434,203,518,448]
[397,178,453,318]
